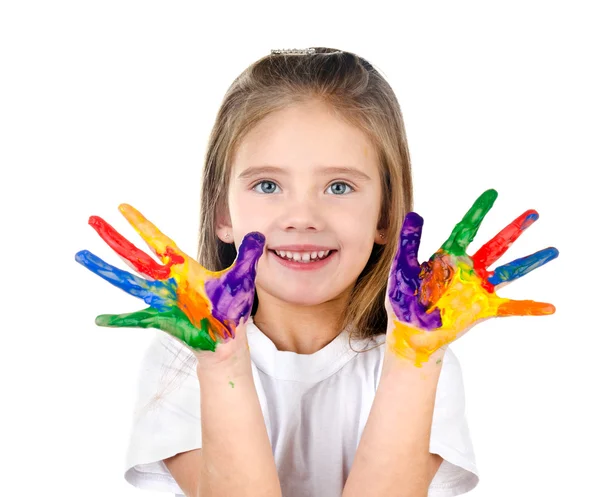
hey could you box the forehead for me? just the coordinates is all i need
[232,99,378,173]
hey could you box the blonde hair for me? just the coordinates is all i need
[145,47,413,411]
[200,47,412,339]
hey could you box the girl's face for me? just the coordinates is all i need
[219,98,386,308]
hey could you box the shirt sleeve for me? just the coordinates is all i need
[428,347,479,497]
[123,332,201,495]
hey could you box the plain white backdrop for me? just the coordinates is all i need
[1,1,597,496]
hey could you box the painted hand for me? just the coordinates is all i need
[385,189,559,367]
[75,204,264,355]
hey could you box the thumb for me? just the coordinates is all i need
[230,231,266,279]
[204,232,265,333]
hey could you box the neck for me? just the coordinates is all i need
[252,287,352,354]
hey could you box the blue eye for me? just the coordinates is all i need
[251,180,354,195]
[252,180,281,194]
[326,182,354,195]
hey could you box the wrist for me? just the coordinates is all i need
[196,339,253,381]
[385,317,448,369]
[383,337,446,375]
[194,318,253,370]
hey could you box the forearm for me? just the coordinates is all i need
[342,346,445,497]
[197,346,281,497]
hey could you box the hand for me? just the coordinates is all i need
[385,189,559,367]
[75,204,265,364]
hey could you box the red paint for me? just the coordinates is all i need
[472,209,539,292]
[88,216,174,280]
[269,249,337,271]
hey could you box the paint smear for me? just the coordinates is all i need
[387,189,559,367]
[75,204,265,352]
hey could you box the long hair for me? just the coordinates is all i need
[146,47,414,411]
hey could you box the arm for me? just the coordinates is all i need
[344,189,558,496]
[163,338,281,497]
[196,341,282,497]
[74,206,279,495]
[342,347,444,497]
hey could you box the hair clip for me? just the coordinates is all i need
[271,48,316,55]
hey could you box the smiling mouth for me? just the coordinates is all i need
[268,249,337,263]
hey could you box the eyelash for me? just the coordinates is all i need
[250,179,355,195]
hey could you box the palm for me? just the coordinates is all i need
[75,204,264,355]
[385,189,559,367]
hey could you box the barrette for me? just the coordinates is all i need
[271,48,316,55]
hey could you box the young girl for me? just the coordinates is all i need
[76,47,558,497]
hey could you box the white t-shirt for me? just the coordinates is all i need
[124,315,479,496]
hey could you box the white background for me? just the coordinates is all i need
[1,1,597,496]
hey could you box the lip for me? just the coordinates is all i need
[269,244,336,252]
[269,249,337,271]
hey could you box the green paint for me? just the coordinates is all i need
[95,306,217,351]
[441,189,498,256]
[229,381,235,388]
[436,359,442,365]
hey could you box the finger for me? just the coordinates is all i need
[95,307,161,328]
[88,215,173,280]
[204,231,266,338]
[497,299,556,316]
[397,212,424,284]
[95,306,218,351]
[441,189,498,256]
[488,247,559,287]
[387,213,441,329]
[417,251,454,310]
[387,213,442,330]
[75,250,176,310]
[229,231,266,277]
[472,209,539,271]
[118,204,187,265]
[388,213,424,304]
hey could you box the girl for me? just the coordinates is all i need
[76,47,558,496]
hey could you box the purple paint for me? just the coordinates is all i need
[387,212,442,330]
[204,232,265,337]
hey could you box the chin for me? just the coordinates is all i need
[259,282,342,308]
[280,289,332,307]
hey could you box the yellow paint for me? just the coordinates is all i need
[389,257,512,367]
[118,203,233,341]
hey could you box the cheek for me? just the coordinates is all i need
[335,207,377,235]
[229,196,270,231]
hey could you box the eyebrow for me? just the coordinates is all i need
[237,165,372,182]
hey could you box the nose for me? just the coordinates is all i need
[279,195,324,233]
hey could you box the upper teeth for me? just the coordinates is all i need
[274,250,331,261]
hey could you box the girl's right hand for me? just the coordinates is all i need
[75,204,265,367]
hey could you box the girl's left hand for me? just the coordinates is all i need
[384,189,559,367]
